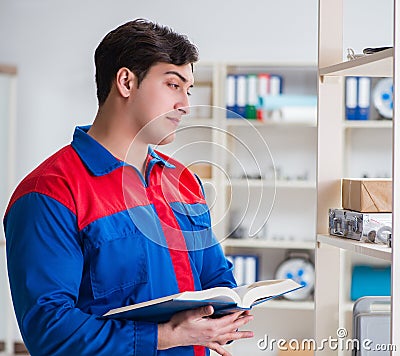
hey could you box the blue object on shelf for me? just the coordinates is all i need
[351,265,391,301]
[373,78,393,119]
[258,94,317,110]
[345,77,371,121]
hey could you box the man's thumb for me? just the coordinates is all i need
[200,305,214,317]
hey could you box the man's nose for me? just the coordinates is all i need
[174,95,190,115]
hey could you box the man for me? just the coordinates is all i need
[4,19,253,356]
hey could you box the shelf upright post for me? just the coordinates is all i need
[315,0,345,354]
[213,62,229,242]
[391,0,400,353]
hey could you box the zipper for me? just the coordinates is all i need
[129,164,147,187]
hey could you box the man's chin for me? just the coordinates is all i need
[157,133,176,146]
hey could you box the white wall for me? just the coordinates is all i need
[344,0,393,55]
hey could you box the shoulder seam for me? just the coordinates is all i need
[8,191,76,216]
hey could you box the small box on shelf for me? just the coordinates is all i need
[342,178,392,213]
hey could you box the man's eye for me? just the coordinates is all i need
[187,91,192,96]
[168,83,179,89]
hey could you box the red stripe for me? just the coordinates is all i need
[146,185,194,290]
[146,184,205,356]
[193,346,205,356]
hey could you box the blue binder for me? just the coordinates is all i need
[346,77,358,120]
[345,77,371,120]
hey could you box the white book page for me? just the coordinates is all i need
[177,286,240,304]
[232,279,301,308]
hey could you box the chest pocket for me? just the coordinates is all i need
[170,202,213,251]
[82,213,148,299]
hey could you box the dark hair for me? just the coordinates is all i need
[94,19,199,105]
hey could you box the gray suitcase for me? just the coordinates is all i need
[353,296,391,355]
[329,209,392,242]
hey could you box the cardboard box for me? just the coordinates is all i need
[342,178,392,212]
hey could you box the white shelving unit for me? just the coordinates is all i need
[317,234,392,262]
[343,99,393,179]
[225,119,317,129]
[159,61,318,354]
[219,62,317,242]
[343,120,392,129]
[0,64,18,355]
[223,239,315,250]
[315,1,399,355]
[224,239,316,318]
[229,178,316,189]
[258,299,315,311]
[217,62,319,355]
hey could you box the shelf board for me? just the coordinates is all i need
[254,299,314,311]
[317,234,391,262]
[224,61,317,70]
[223,238,315,250]
[342,300,390,313]
[229,179,316,189]
[225,119,317,128]
[343,301,354,313]
[319,48,393,77]
[343,120,392,129]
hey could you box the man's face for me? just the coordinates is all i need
[130,62,194,145]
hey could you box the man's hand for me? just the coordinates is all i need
[158,306,254,355]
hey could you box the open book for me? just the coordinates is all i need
[103,279,302,323]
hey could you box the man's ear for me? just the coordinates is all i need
[115,67,136,98]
